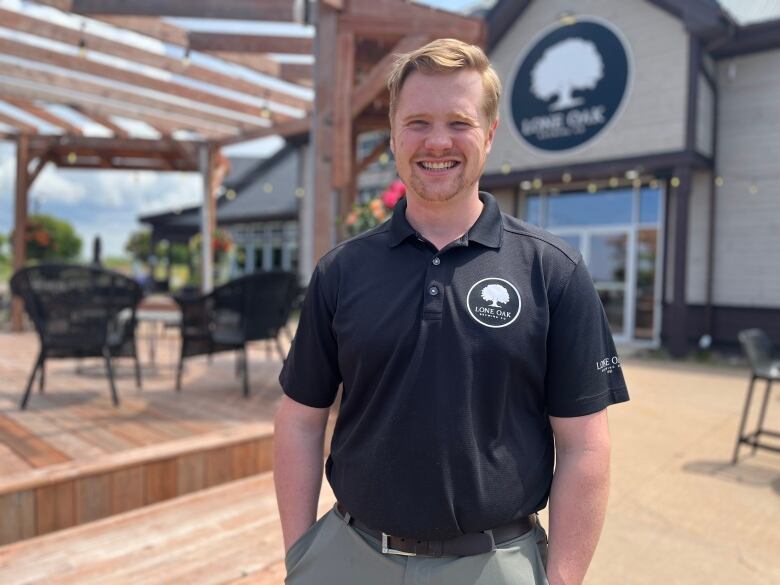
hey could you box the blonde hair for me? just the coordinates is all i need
[387,38,501,126]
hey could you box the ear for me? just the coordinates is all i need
[390,130,396,156]
[484,116,499,154]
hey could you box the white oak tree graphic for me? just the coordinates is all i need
[481,284,510,308]
[531,38,604,111]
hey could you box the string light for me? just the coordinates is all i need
[587,183,597,193]
[608,177,619,188]
[501,162,511,175]
[260,106,272,119]
[532,177,543,189]
[378,153,390,164]
[295,187,305,198]
[66,151,77,164]
[749,183,759,194]
[520,180,532,190]
[263,183,273,193]
[562,172,572,183]
[226,189,237,200]
[632,178,642,189]
[714,176,724,187]
[77,38,87,58]
[559,12,577,25]
[649,179,659,189]
[625,169,639,180]
[670,176,680,188]
[181,47,191,67]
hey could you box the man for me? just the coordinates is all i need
[274,38,628,585]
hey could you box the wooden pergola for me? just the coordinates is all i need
[2,0,483,330]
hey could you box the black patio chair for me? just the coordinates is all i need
[733,328,780,463]
[174,270,298,397]
[9,264,143,410]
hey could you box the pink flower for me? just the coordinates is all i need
[381,180,406,209]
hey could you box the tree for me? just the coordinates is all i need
[23,214,82,262]
[125,229,153,263]
[531,38,604,111]
[0,232,7,262]
[481,284,510,308]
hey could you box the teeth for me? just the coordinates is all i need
[421,161,456,170]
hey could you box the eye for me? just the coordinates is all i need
[451,121,472,129]
[407,120,428,127]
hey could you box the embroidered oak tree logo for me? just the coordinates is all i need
[480,284,510,308]
[531,38,604,111]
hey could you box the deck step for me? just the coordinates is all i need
[0,424,274,546]
[0,471,336,585]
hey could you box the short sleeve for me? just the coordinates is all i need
[279,263,342,408]
[545,258,629,417]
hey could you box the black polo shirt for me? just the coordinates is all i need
[280,191,628,540]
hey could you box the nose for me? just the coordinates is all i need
[424,124,453,152]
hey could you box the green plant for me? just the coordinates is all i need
[124,229,152,263]
[344,180,406,237]
[21,214,82,262]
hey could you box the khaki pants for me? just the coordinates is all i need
[285,506,549,585]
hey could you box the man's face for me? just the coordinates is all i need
[390,69,498,204]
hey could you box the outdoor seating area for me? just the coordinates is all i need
[0,355,778,584]
[1,0,780,583]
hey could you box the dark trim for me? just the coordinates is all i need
[700,58,717,90]
[663,304,780,353]
[704,60,720,337]
[485,0,531,51]
[219,212,298,226]
[710,18,780,58]
[666,167,692,357]
[480,150,712,190]
[685,36,701,152]
[485,0,731,51]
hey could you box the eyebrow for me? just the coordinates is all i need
[400,112,479,124]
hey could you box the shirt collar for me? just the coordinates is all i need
[388,191,503,249]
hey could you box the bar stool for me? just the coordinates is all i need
[733,329,780,463]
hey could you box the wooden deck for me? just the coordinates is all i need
[0,331,291,544]
[0,472,336,585]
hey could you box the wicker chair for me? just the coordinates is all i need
[10,264,143,409]
[174,271,298,397]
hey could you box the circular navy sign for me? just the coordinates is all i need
[510,18,631,152]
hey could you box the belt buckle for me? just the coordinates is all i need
[381,533,416,557]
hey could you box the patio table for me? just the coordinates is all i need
[137,294,181,369]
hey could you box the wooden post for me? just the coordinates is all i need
[11,135,30,332]
[311,3,339,266]
[198,143,216,292]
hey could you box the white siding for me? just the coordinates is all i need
[486,0,689,174]
[713,50,780,307]
[686,171,711,304]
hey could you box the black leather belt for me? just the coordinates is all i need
[336,503,535,557]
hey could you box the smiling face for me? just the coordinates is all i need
[390,69,498,205]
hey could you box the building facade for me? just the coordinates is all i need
[480,0,780,354]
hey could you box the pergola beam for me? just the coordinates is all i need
[95,16,190,47]
[0,56,258,132]
[0,8,311,113]
[70,106,129,138]
[1,97,83,135]
[0,38,281,124]
[351,34,428,118]
[0,111,37,134]
[0,81,238,140]
[188,33,314,55]
[70,0,304,22]
[217,116,311,146]
[11,135,30,332]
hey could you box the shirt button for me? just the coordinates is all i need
[429,285,439,296]
[432,257,441,266]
